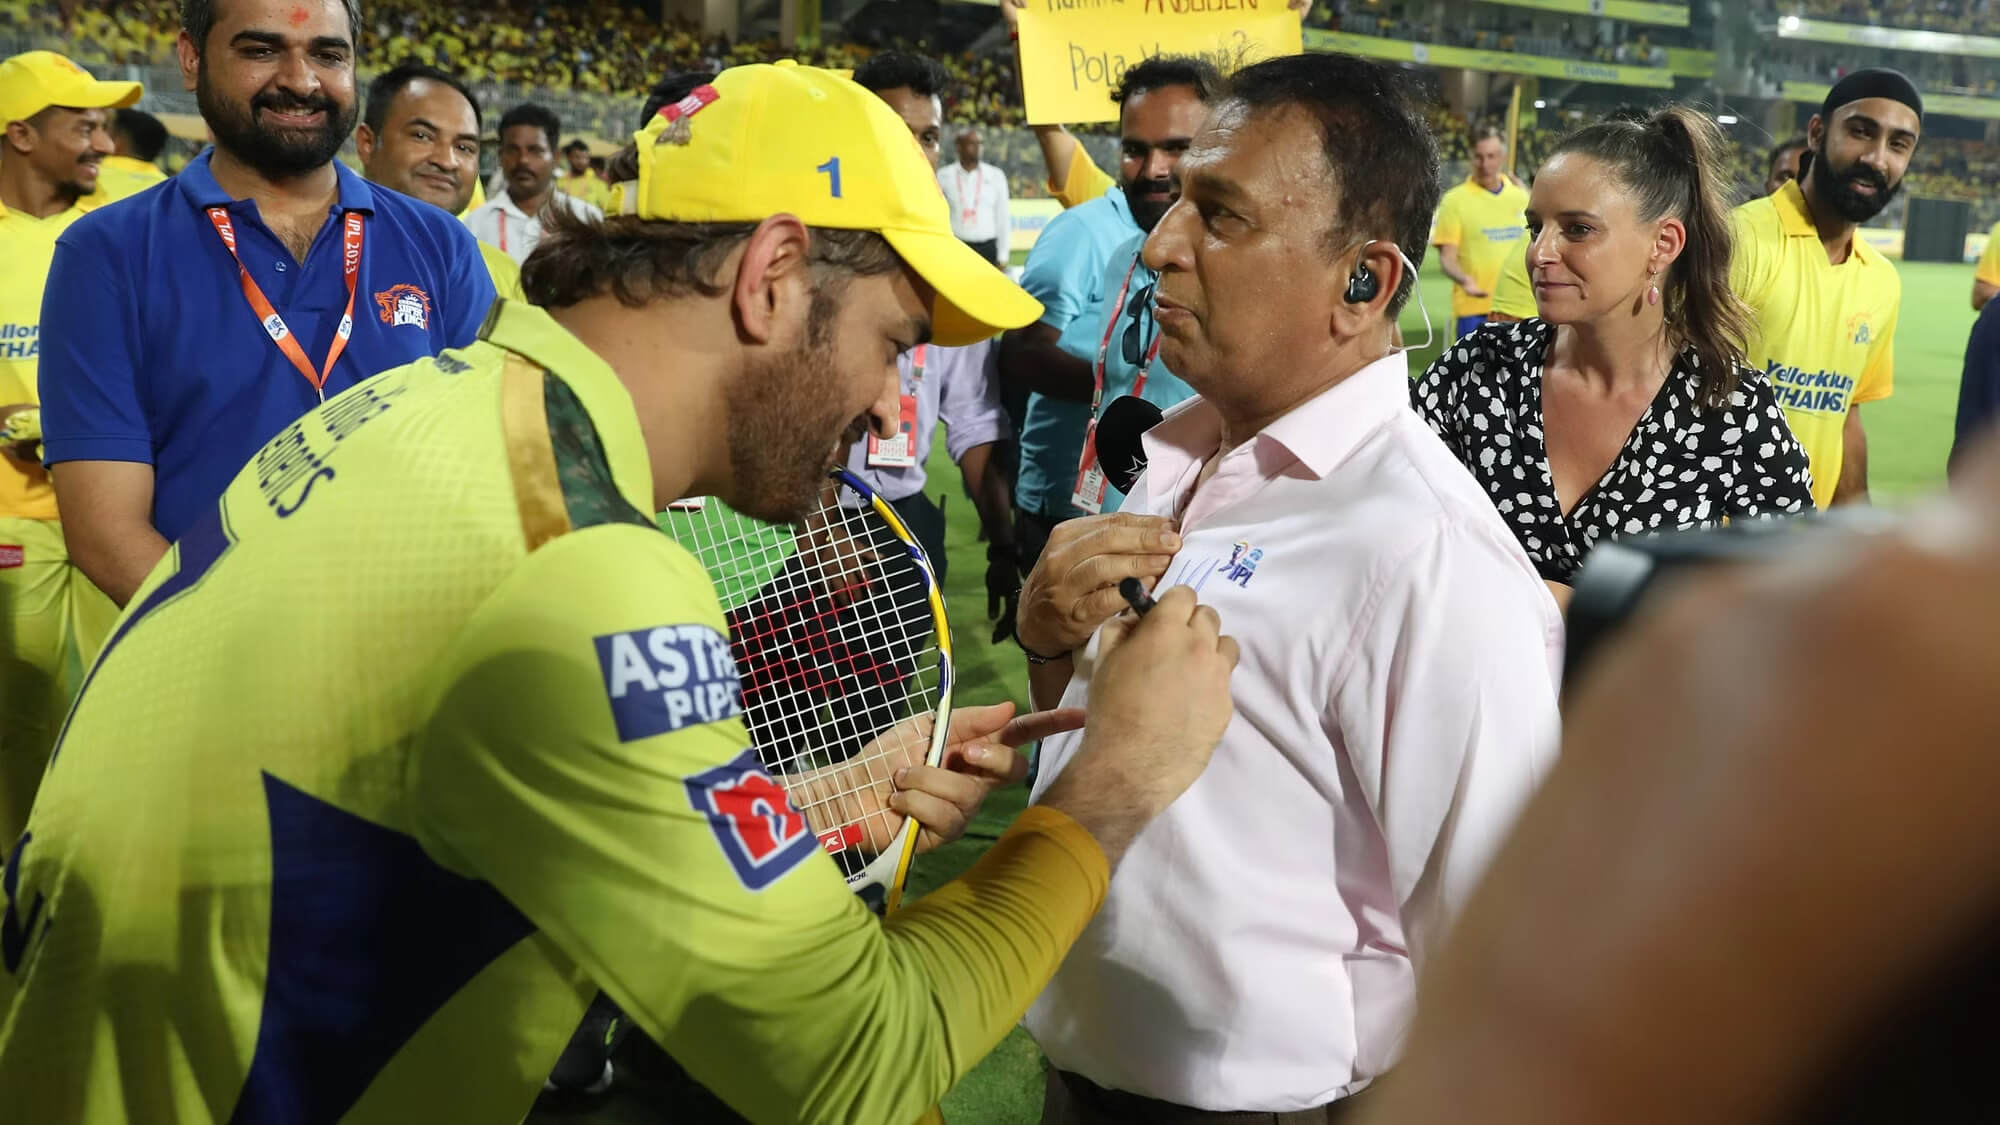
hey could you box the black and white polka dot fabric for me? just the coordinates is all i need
[1412,318,1816,584]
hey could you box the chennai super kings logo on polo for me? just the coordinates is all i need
[1846,312,1872,346]
[373,284,432,330]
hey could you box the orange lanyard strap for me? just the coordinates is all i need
[956,166,982,214]
[207,206,363,394]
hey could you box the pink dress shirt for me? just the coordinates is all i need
[1025,351,1563,1111]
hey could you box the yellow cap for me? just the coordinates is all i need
[634,61,1041,347]
[0,51,141,126]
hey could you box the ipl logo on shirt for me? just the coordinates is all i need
[596,624,744,741]
[685,748,817,890]
[1218,541,1263,588]
[373,284,431,330]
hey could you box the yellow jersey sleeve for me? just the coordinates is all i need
[1430,189,1463,248]
[409,524,1109,1125]
[1053,141,1116,210]
[1979,223,2000,287]
[1729,201,1777,312]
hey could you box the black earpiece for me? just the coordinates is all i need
[1345,265,1379,304]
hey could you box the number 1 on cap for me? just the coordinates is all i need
[816,156,842,198]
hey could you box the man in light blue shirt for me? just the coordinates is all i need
[1000,56,1219,574]
[1054,227,1199,514]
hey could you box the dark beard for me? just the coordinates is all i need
[197,58,355,179]
[1807,147,1901,223]
[723,292,852,524]
[1124,176,1175,233]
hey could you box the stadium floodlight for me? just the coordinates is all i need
[1717,114,1739,125]
[1533,99,1547,108]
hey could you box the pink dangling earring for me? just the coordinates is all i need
[1646,280,1661,307]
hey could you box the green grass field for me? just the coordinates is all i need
[910,255,1977,1124]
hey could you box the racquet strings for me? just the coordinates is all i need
[664,484,944,882]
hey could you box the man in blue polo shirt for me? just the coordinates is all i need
[1000,57,1216,571]
[39,0,494,606]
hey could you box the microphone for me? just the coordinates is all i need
[1096,395,1164,493]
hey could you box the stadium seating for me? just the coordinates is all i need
[7,0,1997,224]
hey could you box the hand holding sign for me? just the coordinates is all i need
[1013,0,1306,125]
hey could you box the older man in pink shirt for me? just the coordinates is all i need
[1014,54,1562,1123]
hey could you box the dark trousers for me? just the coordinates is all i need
[964,237,999,265]
[1016,507,1070,573]
[1043,1068,1371,1125]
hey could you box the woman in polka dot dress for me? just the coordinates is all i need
[1413,105,1814,611]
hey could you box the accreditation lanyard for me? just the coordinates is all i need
[1071,254,1160,514]
[207,206,363,399]
[954,166,983,224]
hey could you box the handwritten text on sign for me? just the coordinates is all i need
[1017,0,1303,125]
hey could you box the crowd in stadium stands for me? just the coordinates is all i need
[1315,6,1680,66]
[2,0,1039,131]
[1764,0,1998,34]
[1751,41,2000,98]
[7,0,1997,222]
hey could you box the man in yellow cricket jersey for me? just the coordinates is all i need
[558,138,611,212]
[1972,220,2000,311]
[0,50,134,847]
[0,61,1241,1125]
[355,61,525,301]
[1433,127,1530,339]
[1733,69,1921,508]
[92,107,169,202]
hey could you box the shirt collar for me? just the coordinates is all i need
[1141,350,1411,486]
[1104,182,1136,231]
[478,299,657,516]
[1773,179,1883,267]
[489,190,544,221]
[0,194,98,223]
[176,147,377,214]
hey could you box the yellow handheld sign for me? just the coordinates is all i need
[1017,0,1303,125]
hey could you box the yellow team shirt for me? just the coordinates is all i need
[1053,141,1116,210]
[0,196,100,522]
[1487,237,1536,321]
[479,240,527,302]
[558,171,611,213]
[1977,220,2000,288]
[0,300,1107,1125]
[458,175,485,217]
[89,154,167,203]
[1731,180,1898,509]
[1432,175,1531,319]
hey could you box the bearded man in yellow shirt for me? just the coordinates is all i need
[1732,69,1921,508]
[0,50,135,844]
